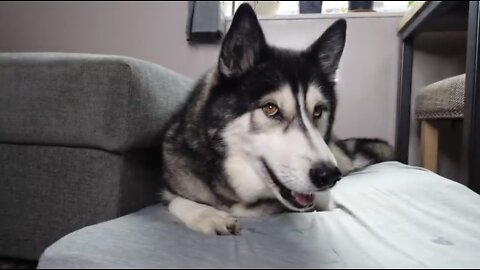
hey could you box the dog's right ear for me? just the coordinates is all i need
[218,3,267,78]
[307,19,346,82]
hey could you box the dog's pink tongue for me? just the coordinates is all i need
[295,193,314,206]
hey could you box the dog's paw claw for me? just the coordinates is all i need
[189,210,241,235]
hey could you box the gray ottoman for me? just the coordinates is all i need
[414,74,465,173]
[415,74,465,120]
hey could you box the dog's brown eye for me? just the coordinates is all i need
[262,103,279,117]
[313,105,324,119]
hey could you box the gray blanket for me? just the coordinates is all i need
[38,162,480,268]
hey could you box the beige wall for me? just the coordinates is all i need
[0,1,402,146]
[0,1,220,79]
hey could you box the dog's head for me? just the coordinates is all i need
[210,4,346,211]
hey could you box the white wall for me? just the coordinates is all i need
[0,1,402,145]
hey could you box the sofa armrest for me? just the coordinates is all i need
[0,53,192,152]
[0,53,193,260]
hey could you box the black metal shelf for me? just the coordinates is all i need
[395,1,479,193]
[399,1,469,40]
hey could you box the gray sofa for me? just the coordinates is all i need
[3,53,480,268]
[0,53,191,261]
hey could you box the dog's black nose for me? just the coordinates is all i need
[309,165,342,189]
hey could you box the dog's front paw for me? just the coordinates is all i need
[188,209,241,235]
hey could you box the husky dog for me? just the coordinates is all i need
[161,4,393,235]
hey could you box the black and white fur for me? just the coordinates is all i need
[160,4,393,235]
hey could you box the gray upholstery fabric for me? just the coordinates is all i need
[415,74,465,119]
[0,53,192,152]
[38,162,480,268]
[0,53,192,260]
[0,144,159,260]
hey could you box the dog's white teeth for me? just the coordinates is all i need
[291,191,314,198]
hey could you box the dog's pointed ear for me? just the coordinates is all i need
[307,19,346,82]
[218,3,267,78]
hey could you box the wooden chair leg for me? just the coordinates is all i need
[421,120,439,172]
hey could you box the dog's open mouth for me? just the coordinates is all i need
[276,179,315,209]
[261,159,315,211]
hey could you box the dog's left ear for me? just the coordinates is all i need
[218,3,267,78]
[307,19,346,82]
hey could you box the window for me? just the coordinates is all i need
[221,1,410,17]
